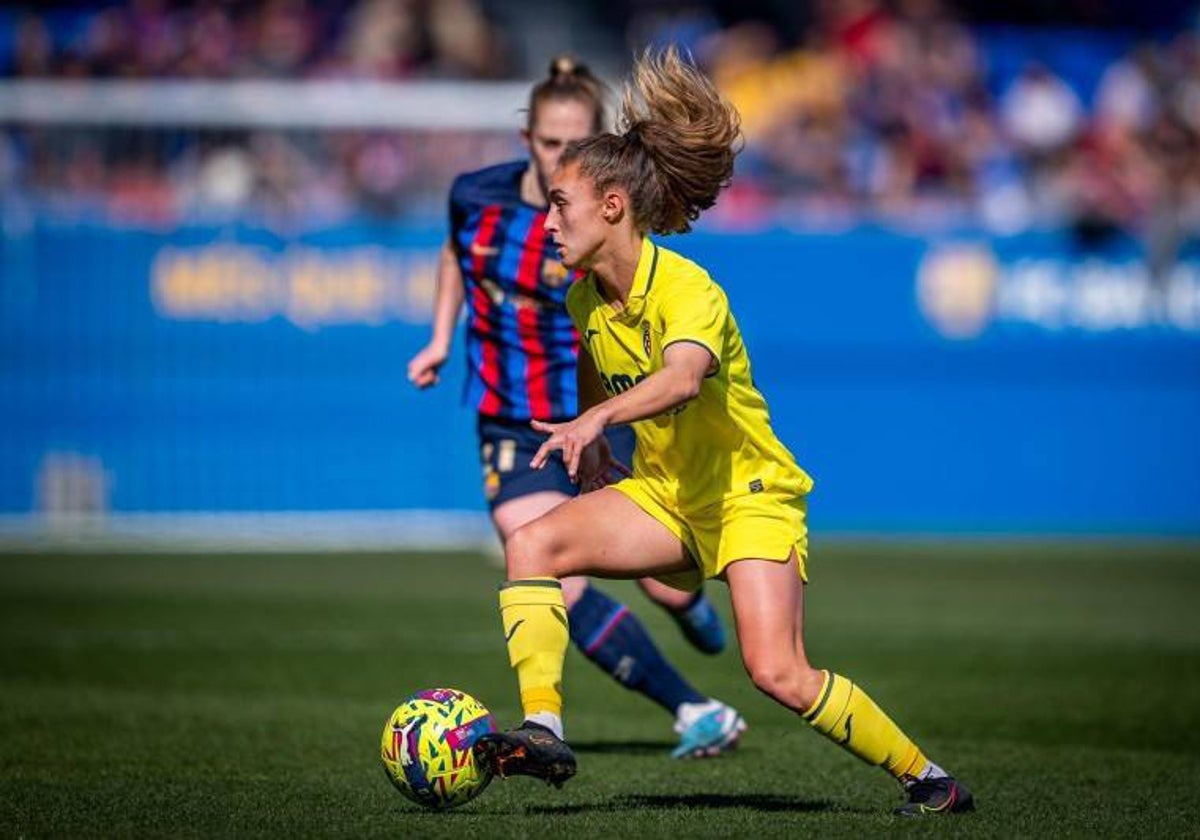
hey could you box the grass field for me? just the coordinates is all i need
[2,543,1199,838]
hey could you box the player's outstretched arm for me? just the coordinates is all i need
[407,239,465,388]
[585,340,712,428]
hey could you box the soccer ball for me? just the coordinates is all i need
[380,687,496,809]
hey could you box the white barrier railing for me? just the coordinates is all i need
[0,510,498,553]
[0,79,532,129]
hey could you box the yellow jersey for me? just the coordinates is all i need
[565,237,814,513]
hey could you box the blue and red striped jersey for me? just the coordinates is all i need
[449,160,580,422]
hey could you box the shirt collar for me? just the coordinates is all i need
[629,237,660,301]
[590,237,659,321]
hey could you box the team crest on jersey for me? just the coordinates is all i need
[642,322,652,357]
[541,258,570,288]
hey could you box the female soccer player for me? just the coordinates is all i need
[407,55,746,759]
[473,48,975,816]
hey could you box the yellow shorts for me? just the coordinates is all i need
[612,478,809,592]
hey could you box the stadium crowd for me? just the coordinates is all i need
[1,0,1199,256]
[700,0,1200,269]
[4,0,512,80]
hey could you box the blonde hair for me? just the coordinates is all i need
[561,46,742,234]
[527,54,608,134]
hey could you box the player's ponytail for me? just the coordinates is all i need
[527,53,608,134]
[562,47,742,234]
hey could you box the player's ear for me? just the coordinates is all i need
[520,128,532,150]
[601,189,625,225]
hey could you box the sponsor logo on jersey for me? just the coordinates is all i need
[600,371,648,395]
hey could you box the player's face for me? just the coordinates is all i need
[544,161,606,270]
[524,99,595,201]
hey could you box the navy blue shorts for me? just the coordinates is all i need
[477,416,636,511]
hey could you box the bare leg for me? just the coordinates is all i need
[506,488,693,581]
[494,491,720,645]
[724,553,825,711]
[499,489,740,757]
[636,575,694,611]
[725,553,964,810]
[491,491,587,606]
[495,489,697,734]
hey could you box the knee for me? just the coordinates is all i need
[505,519,563,580]
[742,654,825,712]
[793,667,828,711]
[743,655,793,702]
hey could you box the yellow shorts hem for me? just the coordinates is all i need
[611,479,809,592]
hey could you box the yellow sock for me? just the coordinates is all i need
[804,670,928,783]
[498,578,569,719]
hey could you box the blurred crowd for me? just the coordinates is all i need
[696,0,1200,268]
[4,0,512,80]
[2,0,1200,259]
[0,0,519,226]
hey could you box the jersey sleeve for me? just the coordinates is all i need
[658,276,728,374]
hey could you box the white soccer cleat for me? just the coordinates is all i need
[671,700,747,759]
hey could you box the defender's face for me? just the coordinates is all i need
[544,161,606,270]
[524,99,594,201]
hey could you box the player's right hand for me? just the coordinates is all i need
[576,437,632,492]
[407,344,448,389]
[530,411,607,481]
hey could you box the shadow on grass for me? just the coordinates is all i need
[527,793,850,815]
[568,740,677,756]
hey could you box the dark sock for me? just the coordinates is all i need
[568,585,706,714]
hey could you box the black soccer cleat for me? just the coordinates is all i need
[894,776,976,816]
[473,721,577,788]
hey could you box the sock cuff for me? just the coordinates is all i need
[804,671,855,730]
[500,578,565,609]
[500,577,561,591]
[802,670,833,721]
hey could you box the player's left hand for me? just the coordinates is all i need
[530,411,608,482]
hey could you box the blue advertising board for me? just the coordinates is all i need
[2,219,1197,535]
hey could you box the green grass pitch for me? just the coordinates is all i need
[2,542,1199,837]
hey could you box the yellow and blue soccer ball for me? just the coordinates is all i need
[380,688,496,809]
